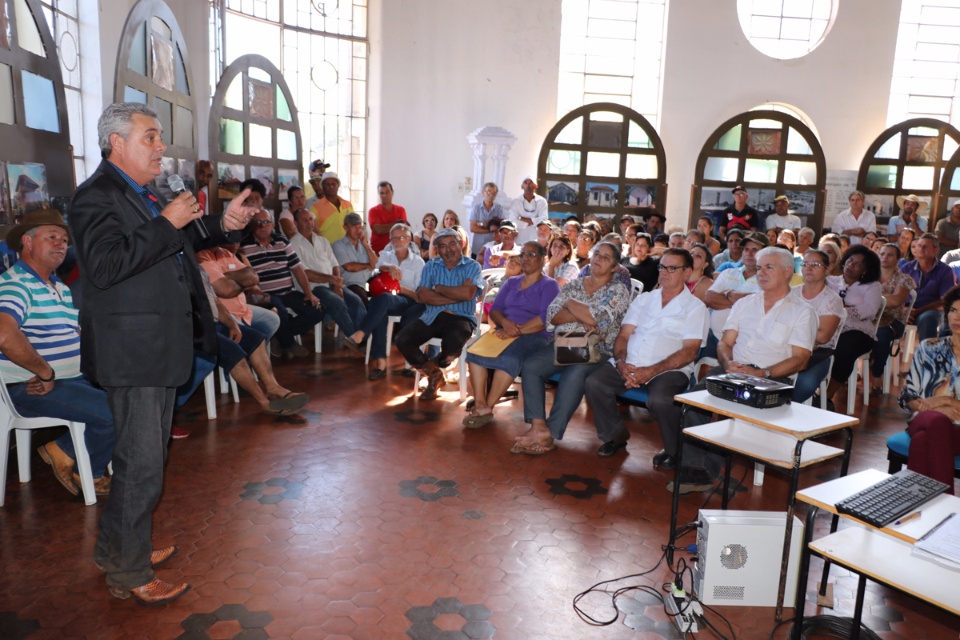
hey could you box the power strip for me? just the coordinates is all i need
[664,592,699,634]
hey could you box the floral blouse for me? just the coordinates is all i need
[899,337,960,413]
[544,260,579,283]
[879,270,915,327]
[546,277,631,357]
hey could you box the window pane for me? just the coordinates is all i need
[0,63,13,124]
[865,165,898,189]
[219,118,244,155]
[704,157,740,182]
[586,151,621,177]
[174,106,193,148]
[714,125,742,151]
[784,161,817,185]
[21,70,58,132]
[224,76,242,111]
[249,123,272,157]
[547,149,581,175]
[124,86,147,104]
[277,129,297,161]
[625,155,658,180]
[786,128,812,155]
[628,121,652,148]
[127,21,146,75]
[744,159,779,183]
[902,165,935,190]
[555,117,582,144]
[152,96,172,145]
[14,0,45,57]
[276,85,291,121]
[874,134,901,159]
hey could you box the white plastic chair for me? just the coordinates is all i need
[847,298,886,415]
[0,371,97,506]
[630,278,644,299]
[202,367,240,420]
[365,315,403,365]
[882,289,918,394]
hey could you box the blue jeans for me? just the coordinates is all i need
[792,349,833,404]
[358,294,418,359]
[270,291,326,348]
[248,305,280,340]
[313,285,366,336]
[8,375,115,478]
[870,321,905,378]
[520,344,603,440]
[916,309,942,341]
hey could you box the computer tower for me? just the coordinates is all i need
[694,509,804,607]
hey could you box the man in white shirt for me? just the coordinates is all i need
[702,232,766,355]
[764,194,801,232]
[832,190,876,244]
[887,194,928,241]
[508,175,549,244]
[289,208,366,337]
[671,246,817,494]
[583,249,708,463]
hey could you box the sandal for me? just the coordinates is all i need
[267,391,309,415]
[510,438,557,456]
[462,412,494,429]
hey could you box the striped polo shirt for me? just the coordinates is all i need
[239,235,301,295]
[418,256,483,326]
[0,261,81,383]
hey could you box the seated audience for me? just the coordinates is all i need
[824,245,883,406]
[240,210,324,358]
[668,232,685,250]
[869,243,915,391]
[935,201,960,258]
[563,219,582,246]
[686,243,714,301]
[278,185,307,239]
[544,235,579,287]
[584,248,708,462]
[675,247,817,493]
[290,208,366,338]
[792,249,845,404]
[310,171,353,244]
[0,210,114,496]
[394,229,482,400]
[901,233,956,341]
[765,194,801,232]
[702,232,766,358]
[415,212,438,254]
[887,194,928,241]
[346,223,425,379]
[818,239,843,276]
[796,227,815,257]
[197,243,281,341]
[442,209,460,229]
[776,229,802,271]
[622,232,659,294]
[463,242,559,428]
[897,227,917,265]
[899,284,960,493]
[469,183,503,258]
[712,228,744,271]
[333,212,377,305]
[696,216,721,256]
[513,242,631,455]
[574,228,597,268]
[483,220,519,269]
[684,228,705,251]
[367,181,407,254]
[535,220,554,249]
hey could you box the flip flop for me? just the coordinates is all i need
[267,391,309,414]
[342,336,364,353]
[510,439,557,456]
[462,412,494,429]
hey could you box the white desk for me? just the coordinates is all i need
[793,470,960,639]
[669,390,858,621]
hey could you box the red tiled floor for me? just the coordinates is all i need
[1,342,959,639]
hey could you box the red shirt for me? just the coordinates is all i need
[367,204,408,253]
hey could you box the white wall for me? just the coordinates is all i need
[652,0,900,226]
[370,0,561,230]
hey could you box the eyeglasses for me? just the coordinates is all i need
[800,261,824,268]
[657,264,684,273]
[519,251,540,258]
[252,219,273,227]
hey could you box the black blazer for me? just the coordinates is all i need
[69,160,237,388]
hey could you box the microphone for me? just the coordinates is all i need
[167,174,209,240]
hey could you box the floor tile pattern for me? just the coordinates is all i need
[1,342,958,639]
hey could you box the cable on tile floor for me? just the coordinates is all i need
[767,614,882,640]
[571,545,670,626]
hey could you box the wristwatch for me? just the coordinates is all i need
[763,368,771,378]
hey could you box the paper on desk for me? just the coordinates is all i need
[912,512,960,570]
[465,331,516,358]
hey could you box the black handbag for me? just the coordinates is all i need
[553,330,602,366]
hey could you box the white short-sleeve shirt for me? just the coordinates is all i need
[619,287,709,377]
[724,290,818,375]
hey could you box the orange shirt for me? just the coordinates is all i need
[197,247,253,324]
[310,197,354,245]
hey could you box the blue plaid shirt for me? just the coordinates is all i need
[418,256,483,326]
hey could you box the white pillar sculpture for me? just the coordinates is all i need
[461,126,517,214]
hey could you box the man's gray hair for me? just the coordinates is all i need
[849,190,865,201]
[98,102,158,157]
[756,246,795,271]
[389,222,412,238]
[798,226,815,241]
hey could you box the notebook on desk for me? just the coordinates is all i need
[912,512,960,570]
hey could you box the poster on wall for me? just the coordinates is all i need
[7,162,48,222]
[177,158,196,193]
[217,162,245,199]
[250,166,275,200]
[151,34,175,92]
[277,169,299,201]
[153,157,177,201]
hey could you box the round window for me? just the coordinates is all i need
[737,0,837,60]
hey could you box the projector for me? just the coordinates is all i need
[705,373,793,408]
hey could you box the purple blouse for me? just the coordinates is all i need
[490,275,561,337]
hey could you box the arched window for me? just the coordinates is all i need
[736,0,838,60]
[937,145,960,231]
[537,103,666,224]
[115,0,197,200]
[692,110,826,233]
[208,54,302,217]
[857,118,960,231]
[0,0,73,223]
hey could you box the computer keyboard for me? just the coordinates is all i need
[834,469,949,528]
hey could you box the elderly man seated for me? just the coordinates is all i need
[0,210,115,497]
[197,243,280,341]
[289,208,366,338]
[583,248,708,461]
[333,212,377,305]
[394,228,482,400]
[670,246,817,494]
[240,210,324,358]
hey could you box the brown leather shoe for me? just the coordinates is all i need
[420,367,445,401]
[96,545,179,572]
[72,473,111,497]
[108,579,190,606]
[37,442,78,496]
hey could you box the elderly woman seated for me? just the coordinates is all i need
[512,241,632,455]
[463,242,560,428]
[899,285,960,493]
